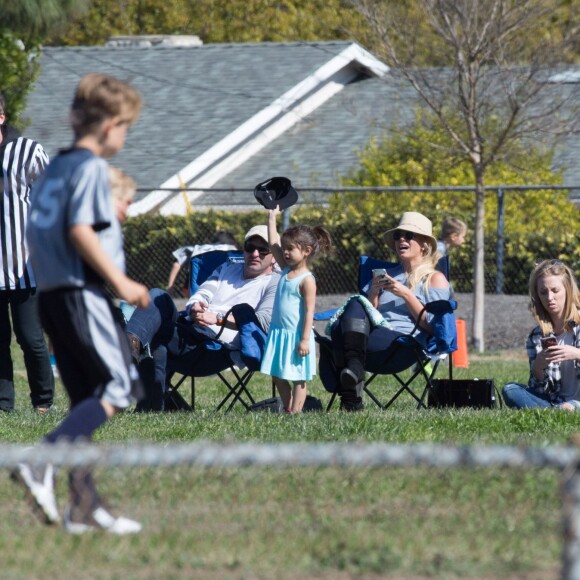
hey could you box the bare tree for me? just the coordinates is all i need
[350,0,579,351]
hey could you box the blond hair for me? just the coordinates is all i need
[529,260,580,334]
[109,165,136,203]
[71,74,142,138]
[441,217,467,240]
[406,235,441,293]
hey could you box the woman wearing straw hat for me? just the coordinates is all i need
[329,211,450,411]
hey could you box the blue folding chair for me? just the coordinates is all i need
[316,255,457,411]
[166,250,271,412]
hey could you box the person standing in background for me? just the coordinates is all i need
[261,207,332,413]
[0,91,54,413]
[436,217,467,257]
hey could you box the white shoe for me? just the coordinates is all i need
[64,504,142,535]
[11,463,60,524]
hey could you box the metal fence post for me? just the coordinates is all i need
[282,207,291,232]
[495,187,505,294]
[563,466,580,578]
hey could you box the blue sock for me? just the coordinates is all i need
[44,398,108,443]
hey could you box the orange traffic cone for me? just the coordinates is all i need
[453,319,469,368]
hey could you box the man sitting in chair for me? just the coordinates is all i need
[125,225,280,411]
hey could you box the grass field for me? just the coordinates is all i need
[2,346,579,579]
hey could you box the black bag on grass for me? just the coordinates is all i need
[428,379,500,409]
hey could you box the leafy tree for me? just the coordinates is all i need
[46,0,372,46]
[0,0,89,36]
[0,33,39,127]
[46,0,579,67]
[348,0,579,351]
[328,115,579,298]
[0,0,88,126]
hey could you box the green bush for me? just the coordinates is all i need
[123,199,579,296]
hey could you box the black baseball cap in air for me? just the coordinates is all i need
[253,176,299,210]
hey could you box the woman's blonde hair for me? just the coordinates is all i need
[529,259,580,334]
[406,234,441,293]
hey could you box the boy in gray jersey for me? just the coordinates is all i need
[13,74,150,535]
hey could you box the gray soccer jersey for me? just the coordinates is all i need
[28,148,125,290]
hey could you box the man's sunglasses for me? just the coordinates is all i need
[393,230,415,242]
[244,242,271,257]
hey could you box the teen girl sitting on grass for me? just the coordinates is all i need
[260,207,332,413]
[502,259,580,410]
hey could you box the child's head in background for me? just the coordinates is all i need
[440,217,467,249]
[109,165,136,223]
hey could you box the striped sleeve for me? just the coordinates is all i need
[0,137,49,290]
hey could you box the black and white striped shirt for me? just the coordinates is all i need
[1,136,49,290]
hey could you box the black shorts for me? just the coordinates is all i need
[39,287,142,408]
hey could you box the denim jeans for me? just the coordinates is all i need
[125,289,179,411]
[0,288,54,410]
[501,382,554,409]
[125,288,224,411]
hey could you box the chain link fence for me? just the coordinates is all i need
[123,186,579,299]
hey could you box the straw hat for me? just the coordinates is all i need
[384,212,437,253]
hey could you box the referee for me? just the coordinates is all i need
[0,92,54,412]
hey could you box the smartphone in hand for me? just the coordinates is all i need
[372,268,387,278]
[540,336,557,349]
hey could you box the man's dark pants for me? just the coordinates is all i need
[0,288,54,410]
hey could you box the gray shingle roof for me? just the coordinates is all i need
[23,42,580,212]
[210,70,580,205]
[23,42,355,199]
[209,74,421,205]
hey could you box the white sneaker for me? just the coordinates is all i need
[11,463,60,524]
[64,504,142,535]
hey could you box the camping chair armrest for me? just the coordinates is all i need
[176,311,236,350]
[314,308,337,321]
[409,304,428,337]
[409,299,457,335]
[215,307,235,341]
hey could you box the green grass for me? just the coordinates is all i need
[1,346,577,578]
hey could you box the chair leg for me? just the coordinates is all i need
[326,391,337,412]
[215,368,256,414]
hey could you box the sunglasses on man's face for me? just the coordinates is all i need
[244,243,271,257]
[393,230,415,242]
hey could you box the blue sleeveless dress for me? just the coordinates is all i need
[260,267,316,381]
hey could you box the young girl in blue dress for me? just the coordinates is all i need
[261,207,332,413]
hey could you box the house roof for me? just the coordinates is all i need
[22,42,579,214]
[23,41,388,214]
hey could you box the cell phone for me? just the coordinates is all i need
[541,336,557,349]
[372,268,387,278]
